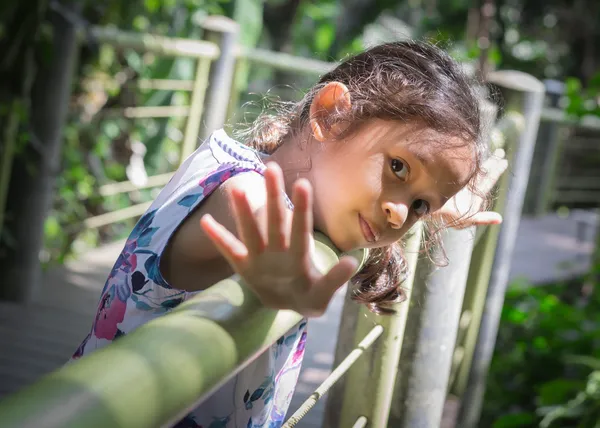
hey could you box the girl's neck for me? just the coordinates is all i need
[264,132,313,197]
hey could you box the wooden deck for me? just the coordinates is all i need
[0,211,597,427]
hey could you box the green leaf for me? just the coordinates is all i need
[564,355,600,371]
[132,16,150,31]
[125,50,143,73]
[102,122,120,140]
[144,0,161,13]
[539,295,559,313]
[565,77,582,95]
[44,216,61,239]
[233,0,263,47]
[533,336,549,351]
[505,307,528,324]
[314,23,335,53]
[538,379,585,406]
[585,371,600,399]
[492,412,536,428]
[99,45,115,69]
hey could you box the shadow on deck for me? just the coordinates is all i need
[0,211,597,427]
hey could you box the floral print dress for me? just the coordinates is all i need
[71,130,307,428]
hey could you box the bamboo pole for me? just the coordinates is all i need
[98,172,174,197]
[390,226,477,427]
[456,70,546,428]
[283,325,384,427]
[100,105,191,119]
[94,79,195,92]
[83,202,152,229]
[324,225,422,428]
[134,79,195,91]
[85,26,220,59]
[0,234,368,428]
[180,58,211,163]
[450,113,523,399]
[198,16,240,142]
[237,46,334,75]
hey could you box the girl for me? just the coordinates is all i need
[71,41,507,427]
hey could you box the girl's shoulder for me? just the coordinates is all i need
[204,129,268,171]
[138,130,274,290]
[157,130,267,201]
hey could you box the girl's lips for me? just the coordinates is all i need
[359,214,378,243]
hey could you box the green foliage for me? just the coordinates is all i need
[35,0,600,265]
[564,72,600,119]
[43,0,229,262]
[538,367,600,428]
[293,1,339,59]
[483,272,600,427]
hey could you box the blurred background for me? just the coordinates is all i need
[0,0,599,427]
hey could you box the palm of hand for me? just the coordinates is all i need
[200,163,358,318]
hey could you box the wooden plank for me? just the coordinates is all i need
[84,201,152,229]
[99,172,174,196]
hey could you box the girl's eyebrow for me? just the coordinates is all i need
[400,141,431,168]
[414,152,430,167]
[412,150,452,208]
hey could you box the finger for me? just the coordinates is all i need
[265,163,288,250]
[493,148,506,159]
[467,211,503,226]
[311,256,358,306]
[289,179,313,261]
[200,214,248,268]
[479,157,508,194]
[229,187,265,255]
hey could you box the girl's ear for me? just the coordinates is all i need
[309,81,352,142]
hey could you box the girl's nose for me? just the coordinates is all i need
[382,201,409,229]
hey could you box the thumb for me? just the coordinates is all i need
[312,256,358,304]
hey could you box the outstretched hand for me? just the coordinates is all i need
[433,149,509,229]
[200,163,358,317]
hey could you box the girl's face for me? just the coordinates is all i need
[306,119,475,252]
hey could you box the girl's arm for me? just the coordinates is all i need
[160,172,267,292]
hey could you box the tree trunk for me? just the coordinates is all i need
[0,0,48,296]
[0,6,78,302]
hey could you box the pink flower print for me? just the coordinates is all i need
[123,239,137,255]
[292,331,307,365]
[72,333,91,359]
[109,243,136,279]
[199,167,233,195]
[94,284,129,340]
[124,252,137,273]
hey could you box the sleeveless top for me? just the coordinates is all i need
[71,130,307,428]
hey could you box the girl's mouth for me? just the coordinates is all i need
[359,214,378,243]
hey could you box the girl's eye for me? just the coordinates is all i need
[391,158,409,180]
[412,199,430,217]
